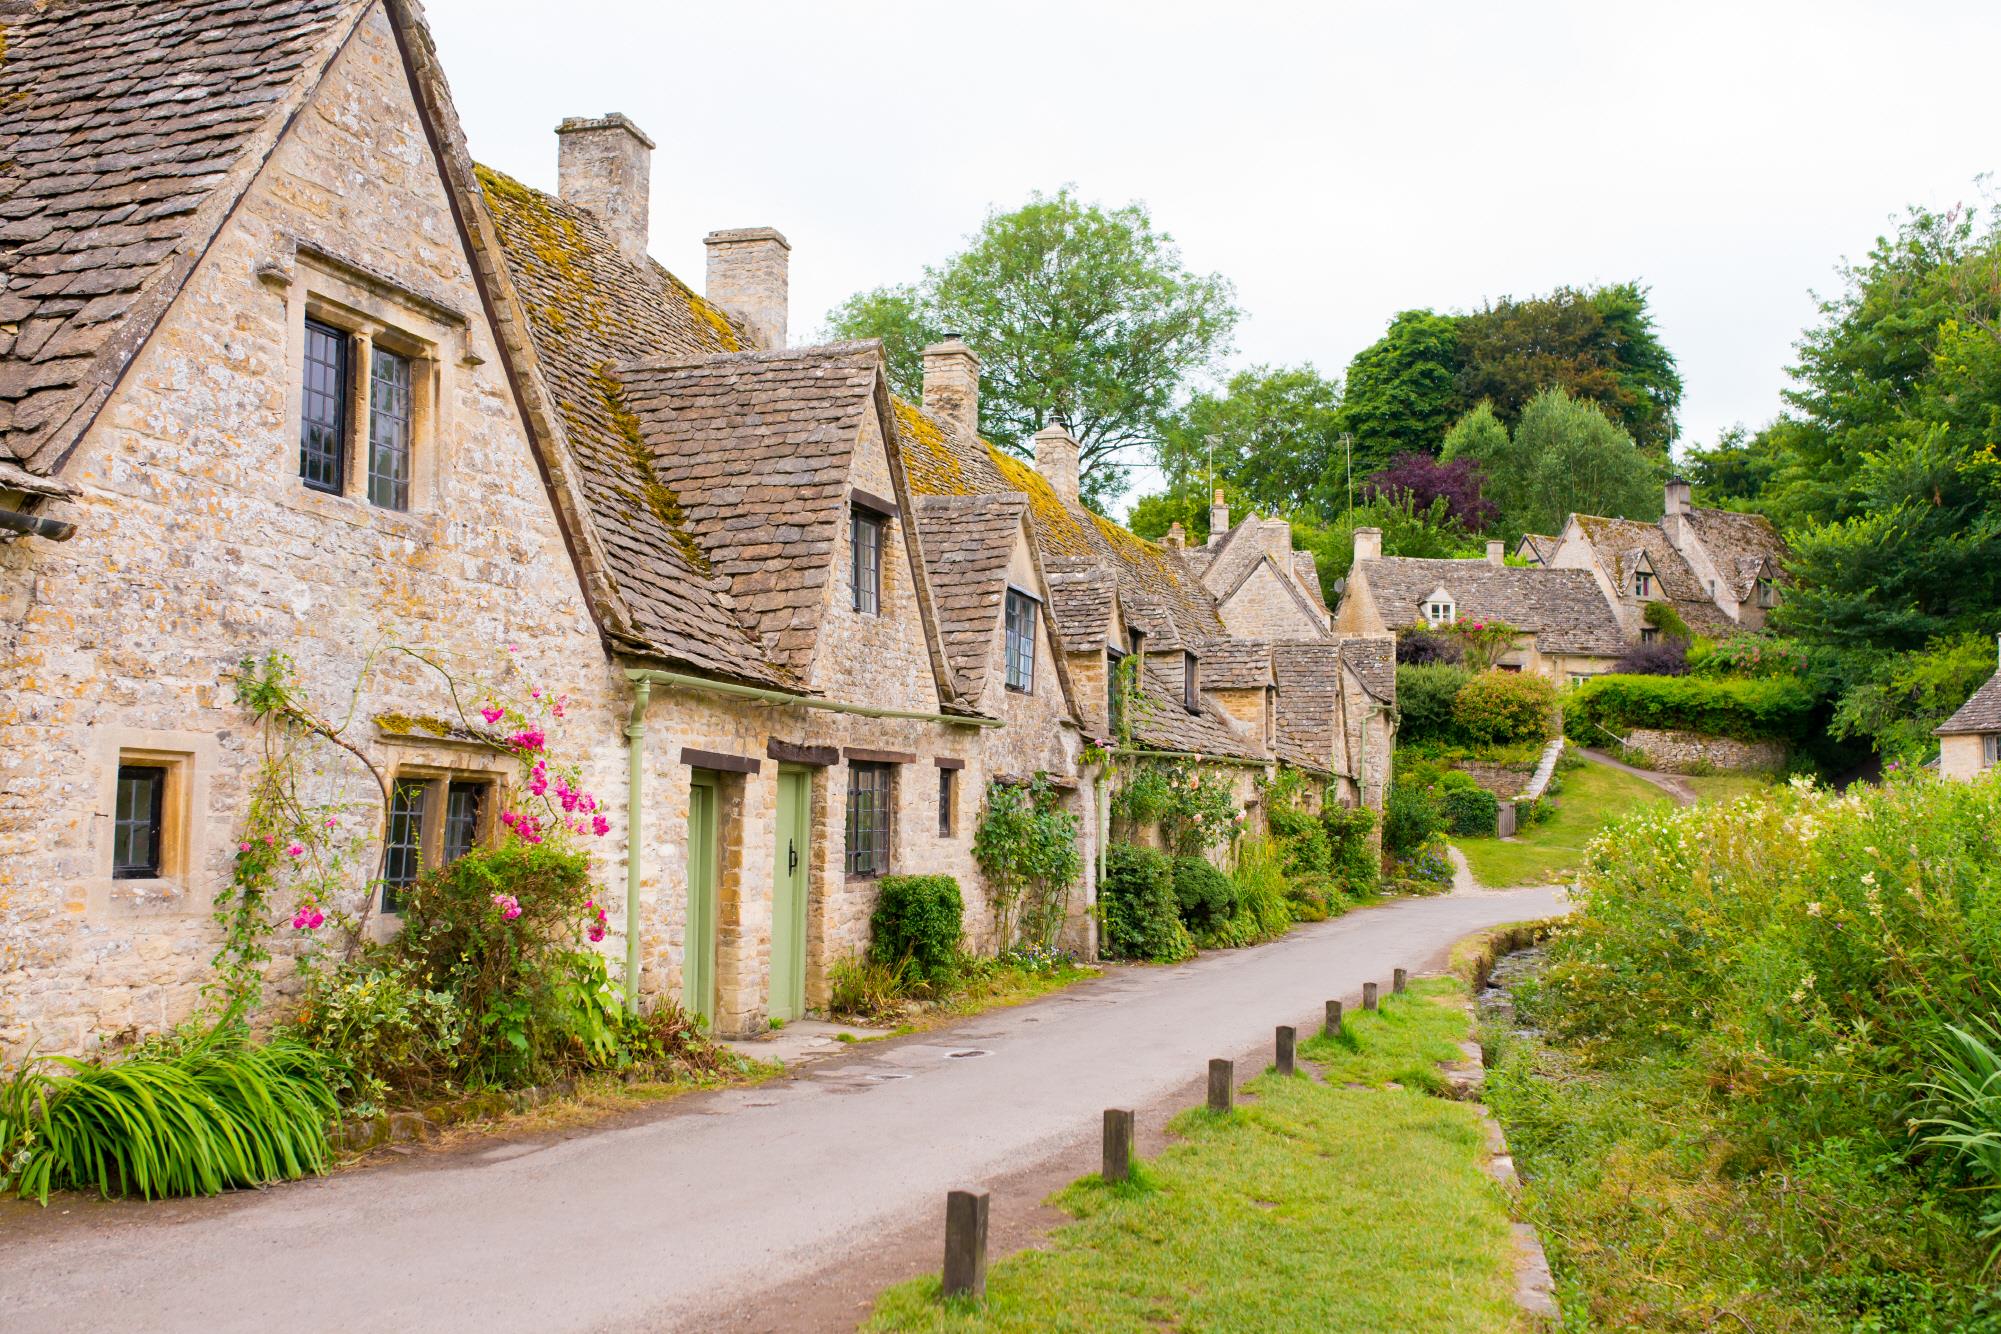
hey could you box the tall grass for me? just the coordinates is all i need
[1,1020,338,1204]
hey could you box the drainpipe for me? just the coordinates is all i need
[0,507,76,541]
[624,680,651,1015]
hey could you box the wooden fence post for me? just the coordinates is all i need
[1363,982,1379,1011]
[1102,1108,1134,1184]
[1207,1058,1234,1113]
[1276,1025,1296,1076]
[1393,967,1408,995]
[942,1189,989,1300]
[1324,999,1343,1038]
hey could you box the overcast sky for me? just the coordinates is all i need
[425,0,1999,497]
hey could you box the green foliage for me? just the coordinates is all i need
[972,778,1082,951]
[1170,855,1239,937]
[1155,364,1345,518]
[1450,671,1556,746]
[1682,423,1780,508]
[0,1019,337,1203]
[1443,617,1519,673]
[1641,598,1690,640]
[295,960,463,1115]
[869,876,964,986]
[1110,761,1241,857]
[1440,785,1499,837]
[823,187,1239,508]
[1323,804,1381,898]
[1382,779,1444,862]
[1444,386,1662,541]
[1099,846,1194,963]
[1295,491,1479,594]
[1567,673,1815,743]
[1393,663,1472,745]
[1690,634,1809,678]
[827,953,913,1021]
[1918,1017,2001,1256]
[1333,309,1462,474]
[1827,632,2001,766]
[1209,837,1293,948]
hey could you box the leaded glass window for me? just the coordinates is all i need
[382,779,427,913]
[444,780,484,864]
[367,347,413,511]
[300,320,349,493]
[113,764,166,880]
[851,509,883,615]
[845,762,891,877]
[1004,589,1036,693]
[937,766,955,839]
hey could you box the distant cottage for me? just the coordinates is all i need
[1936,639,2001,781]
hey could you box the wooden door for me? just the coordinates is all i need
[685,773,718,1027]
[770,767,810,1021]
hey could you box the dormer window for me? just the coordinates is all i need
[295,301,435,512]
[1634,570,1654,599]
[1423,598,1455,627]
[1755,577,1778,609]
[1003,588,1037,692]
[1183,652,1200,713]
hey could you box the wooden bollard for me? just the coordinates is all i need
[1363,982,1379,1011]
[942,1189,989,1299]
[1276,1025,1296,1076]
[1394,967,1408,995]
[1207,1058,1234,1113]
[1102,1108,1134,1184]
[1324,999,1343,1038]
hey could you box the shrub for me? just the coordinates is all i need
[827,953,911,1019]
[1383,780,1444,861]
[1642,599,1692,641]
[972,778,1080,950]
[0,1019,337,1204]
[1396,628,1465,666]
[1395,664,1473,745]
[1612,638,1690,676]
[869,875,964,985]
[296,959,463,1114]
[1451,670,1556,745]
[1514,796,1551,829]
[1323,804,1379,898]
[1388,843,1453,895]
[1202,837,1293,947]
[1100,846,1194,963]
[1171,855,1239,936]
[1567,673,1815,743]
[1441,784,1499,837]
[1282,874,1332,922]
[1693,635,1810,679]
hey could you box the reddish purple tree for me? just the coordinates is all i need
[1363,452,1497,531]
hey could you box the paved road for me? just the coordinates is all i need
[0,885,1564,1333]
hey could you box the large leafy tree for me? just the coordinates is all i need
[1155,364,1343,518]
[1442,389,1660,540]
[1331,310,1460,475]
[823,188,1239,508]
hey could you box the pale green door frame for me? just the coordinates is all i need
[770,766,811,1022]
[685,772,719,1027]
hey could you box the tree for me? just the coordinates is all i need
[1443,390,1660,540]
[1332,310,1460,474]
[1155,364,1343,518]
[1363,451,1496,531]
[1681,424,1779,508]
[823,187,1240,508]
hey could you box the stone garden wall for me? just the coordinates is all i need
[1625,728,1785,775]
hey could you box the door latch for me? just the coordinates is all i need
[788,839,798,874]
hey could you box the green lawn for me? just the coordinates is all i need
[1454,762,1669,889]
[1679,771,1777,805]
[865,979,1525,1333]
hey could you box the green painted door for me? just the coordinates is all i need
[770,767,810,1021]
[685,774,718,1027]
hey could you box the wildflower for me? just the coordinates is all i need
[531,687,542,700]
[592,814,610,837]
[324,816,337,828]
[1806,902,1822,916]
[239,841,254,853]
[480,706,505,726]
[285,842,305,858]
[1861,871,1877,886]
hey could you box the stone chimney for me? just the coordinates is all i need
[1665,476,1692,516]
[1208,489,1230,546]
[704,227,790,350]
[921,338,980,437]
[1163,522,1187,550]
[1261,517,1292,563]
[1487,540,1505,565]
[1033,424,1081,504]
[1353,526,1382,564]
[556,114,653,264]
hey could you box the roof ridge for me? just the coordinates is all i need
[618,339,885,376]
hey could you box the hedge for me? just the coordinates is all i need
[1566,673,1816,743]
[1441,785,1499,837]
[1452,670,1557,746]
[868,875,963,983]
[1170,855,1238,936]
[1395,664,1474,745]
[1100,846,1194,963]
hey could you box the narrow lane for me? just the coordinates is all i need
[0,885,1564,1333]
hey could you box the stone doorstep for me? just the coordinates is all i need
[716,1016,882,1069]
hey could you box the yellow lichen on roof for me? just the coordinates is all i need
[476,165,612,337]
[892,398,968,496]
[988,448,1093,554]
[591,362,711,575]
[664,271,743,353]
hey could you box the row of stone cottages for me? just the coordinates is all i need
[0,0,1394,1055]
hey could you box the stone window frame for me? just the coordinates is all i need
[1985,734,2000,769]
[1634,569,1654,599]
[375,761,507,919]
[87,727,219,919]
[1182,651,1201,715]
[1003,586,1038,693]
[936,764,957,839]
[844,761,894,878]
[1423,598,1455,627]
[277,245,467,526]
[850,507,885,617]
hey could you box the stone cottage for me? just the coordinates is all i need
[0,0,1388,1058]
[1936,639,2001,781]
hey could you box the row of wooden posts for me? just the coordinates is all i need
[940,967,1410,1300]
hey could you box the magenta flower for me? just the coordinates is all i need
[592,814,610,837]
[480,706,505,726]
[285,842,304,858]
[509,728,546,754]
[530,687,542,700]
[238,841,253,853]
[490,893,522,921]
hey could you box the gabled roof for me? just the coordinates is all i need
[1193,637,1273,690]
[1357,556,1627,656]
[0,0,365,475]
[1292,553,1328,611]
[913,491,1028,701]
[1197,519,1268,602]
[1339,637,1396,704]
[1042,557,1117,653]
[1571,513,1734,634]
[1937,667,2001,736]
[1515,533,1559,566]
[1271,641,1338,770]
[618,343,881,675]
[1683,506,1786,600]
[1129,654,1258,759]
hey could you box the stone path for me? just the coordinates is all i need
[0,885,1566,1334]
[1577,745,1696,805]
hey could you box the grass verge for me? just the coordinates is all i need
[835,957,1098,1036]
[865,977,1524,1333]
[1454,761,1667,888]
[1677,771,1776,805]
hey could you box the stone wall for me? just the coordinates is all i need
[1940,732,1995,782]
[1217,561,1323,640]
[1625,728,1785,775]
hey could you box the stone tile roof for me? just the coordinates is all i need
[0,0,362,474]
[1271,641,1338,771]
[1515,533,1559,565]
[1339,636,1396,704]
[1938,667,2001,736]
[1573,513,1734,634]
[1682,506,1786,600]
[912,491,1027,700]
[476,165,785,684]
[1358,556,1627,656]
[1042,556,1116,652]
[1197,521,1265,600]
[1129,654,1257,759]
[1292,552,1328,610]
[617,344,881,676]
[1193,636,1272,690]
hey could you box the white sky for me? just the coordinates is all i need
[424,0,2000,493]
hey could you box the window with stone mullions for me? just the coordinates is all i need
[1004,589,1036,692]
[368,347,414,511]
[299,319,349,493]
[382,779,427,913]
[851,509,883,615]
[443,780,484,864]
[845,762,892,876]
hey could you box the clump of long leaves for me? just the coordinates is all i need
[1921,1017,2001,1259]
[0,1018,337,1204]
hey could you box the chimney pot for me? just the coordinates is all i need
[703,227,790,351]
[1353,526,1383,564]
[1486,540,1505,565]
[1208,489,1230,546]
[1033,424,1081,505]
[556,114,653,264]
[1665,476,1692,516]
[1163,521,1187,550]
[921,339,981,437]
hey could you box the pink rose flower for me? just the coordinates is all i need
[239,841,253,853]
[592,815,610,837]
[481,706,505,726]
[285,842,304,858]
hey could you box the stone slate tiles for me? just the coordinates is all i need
[1359,556,1629,657]
[912,492,1027,701]
[1130,653,1258,759]
[1682,506,1785,600]
[1192,636,1273,690]
[1271,640,1341,770]
[0,0,360,470]
[1572,513,1733,634]
[1938,667,2001,736]
[1041,557,1116,653]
